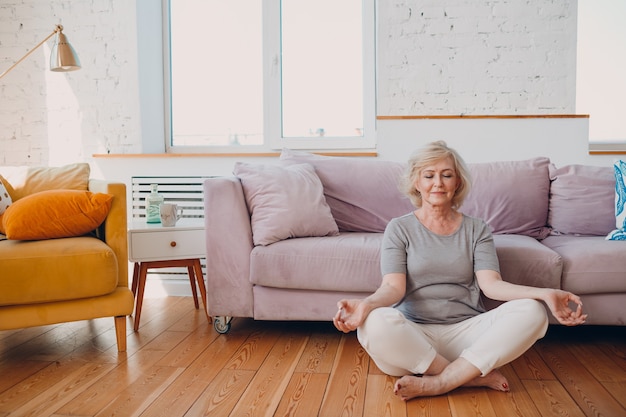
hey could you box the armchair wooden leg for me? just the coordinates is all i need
[131,262,140,297]
[114,315,127,352]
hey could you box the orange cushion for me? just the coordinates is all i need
[2,190,113,240]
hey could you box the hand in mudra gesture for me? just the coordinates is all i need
[333,299,371,333]
[543,289,587,326]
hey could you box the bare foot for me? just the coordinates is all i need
[394,375,444,400]
[465,369,509,392]
[393,370,509,401]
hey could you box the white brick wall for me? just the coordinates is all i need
[377,0,577,116]
[0,0,578,166]
[0,0,141,166]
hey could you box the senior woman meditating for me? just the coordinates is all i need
[333,140,587,400]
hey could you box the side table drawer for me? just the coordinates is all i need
[129,228,205,261]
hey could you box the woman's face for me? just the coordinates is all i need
[414,157,460,209]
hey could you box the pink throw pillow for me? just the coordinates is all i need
[280,149,414,232]
[461,158,551,239]
[234,162,339,246]
[549,164,615,236]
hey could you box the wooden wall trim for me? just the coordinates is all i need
[377,114,589,120]
[589,150,626,155]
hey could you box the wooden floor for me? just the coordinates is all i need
[0,296,625,417]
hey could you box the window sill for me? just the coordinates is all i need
[92,151,378,158]
[589,142,626,155]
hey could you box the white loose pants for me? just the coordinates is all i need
[356,299,549,377]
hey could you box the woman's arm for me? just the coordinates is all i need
[476,270,587,326]
[333,272,406,333]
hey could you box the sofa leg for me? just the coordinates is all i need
[114,315,127,352]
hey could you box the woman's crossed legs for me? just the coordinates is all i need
[356,299,549,400]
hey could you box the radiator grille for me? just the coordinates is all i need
[131,176,212,220]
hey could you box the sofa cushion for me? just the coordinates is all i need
[2,190,113,240]
[481,234,563,311]
[606,160,626,240]
[0,237,119,306]
[0,163,90,201]
[567,294,626,326]
[461,158,551,239]
[280,149,415,232]
[250,232,383,292]
[252,286,372,321]
[542,235,626,294]
[233,162,339,246]
[492,234,562,288]
[549,164,615,236]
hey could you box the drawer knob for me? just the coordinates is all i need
[170,241,177,247]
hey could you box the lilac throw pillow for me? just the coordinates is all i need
[549,164,615,236]
[280,149,415,232]
[461,158,551,239]
[233,162,339,246]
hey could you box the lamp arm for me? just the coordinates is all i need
[0,25,63,80]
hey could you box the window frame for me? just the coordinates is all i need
[577,0,626,153]
[163,0,377,154]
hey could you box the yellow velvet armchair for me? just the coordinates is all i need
[0,164,134,352]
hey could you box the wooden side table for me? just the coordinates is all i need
[128,218,210,331]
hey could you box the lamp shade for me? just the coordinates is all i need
[50,31,81,72]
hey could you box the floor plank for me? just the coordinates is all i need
[363,374,407,417]
[537,342,626,417]
[448,389,498,417]
[95,365,185,417]
[487,365,542,417]
[405,396,453,417]
[184,369,255,417]
[229,333,308,416]
[319,334,369,417]
[274,372,329,417]
[58,350,168,416]
[525,379,588,416]
[294,327,341,374]
[1,297,625,417]
[0,358,87,413]
[8,362,115,417]
[139,329,250,416]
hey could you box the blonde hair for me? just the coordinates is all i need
[400,140,472,209]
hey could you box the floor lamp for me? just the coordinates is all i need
[0,24,81,80]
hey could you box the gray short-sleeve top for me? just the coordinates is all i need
[381,213,500,324]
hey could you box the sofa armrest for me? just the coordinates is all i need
[89,179,128,288]
[203,177,254,318]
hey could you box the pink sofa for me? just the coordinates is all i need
[203,150,626,333]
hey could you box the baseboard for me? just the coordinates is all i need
[142,275,196,297]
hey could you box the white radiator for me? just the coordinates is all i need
[131,176,211,220]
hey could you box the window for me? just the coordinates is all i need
[165,0,376,152]
[577,0,626,150]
